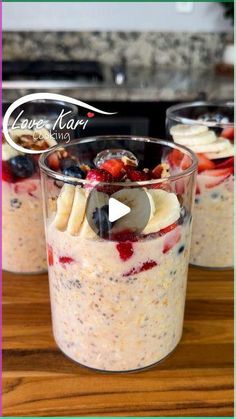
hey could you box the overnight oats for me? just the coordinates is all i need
[40,136,197,372]
[167,102,234,269]
[2,100,77,273]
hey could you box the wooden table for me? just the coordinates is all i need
[2,267,234,417]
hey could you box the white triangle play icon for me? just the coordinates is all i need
[108,197,131,223]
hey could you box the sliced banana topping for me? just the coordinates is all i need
[170,124,208,138]
[143,189,180,235]
[190,138,231,153]
[171,124,234,158]
[67,186,87,235]
[54,184,75,231]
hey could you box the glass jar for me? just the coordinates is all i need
[166,102,234,269]
[2,100,77,273]
[39,136,197,372]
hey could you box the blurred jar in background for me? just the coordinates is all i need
[2,100,77,273]
[166,102,234,269]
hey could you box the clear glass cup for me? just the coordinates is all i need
[166,102,234,269]
[2,100,77,274]
[39,136,197,372]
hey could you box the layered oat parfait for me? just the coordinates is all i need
[40,137,197,372]
[167,102,234,269]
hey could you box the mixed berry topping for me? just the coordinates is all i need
[62,165,86,179]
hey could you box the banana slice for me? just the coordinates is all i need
[170,124,208,138]
[174,130,216,146]
[67,186,87,235]
[143,189,180,235]
[205,143,234,159]
[54,184,75,231]
[2,143,22,160]
[190,138,231,154]
[79,190,109,238]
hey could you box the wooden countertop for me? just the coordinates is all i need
[2,267,234,417]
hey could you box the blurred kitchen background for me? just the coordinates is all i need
[2,2,234,139]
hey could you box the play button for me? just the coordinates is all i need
[85,182,152,239]
[108,197,131,222]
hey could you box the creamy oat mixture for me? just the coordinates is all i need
[47,219,191,371]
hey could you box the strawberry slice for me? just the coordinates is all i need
[47,245,54,266]
[168,149,183,167]
[222,127,234,141]
[152,164,163,179]
[116,242,134,261]
[197,153,215,173]
[2,161,15,183]
[215,157,234,169]
[59,256,74,264]
[163,225,181,254]
[86,168,113,182]
[48,152,60,171]
[100,159,125,179]
[123,259,158,277]
[201,167,234,188]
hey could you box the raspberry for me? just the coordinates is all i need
[100,159,125,179]
[126,167,150,181]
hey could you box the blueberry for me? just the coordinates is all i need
[60,158,76,171]
[62,165,85,179]
[9,155,35,178]
[92,204,113,238]
[178,245,185,254]
[10,198,22,209]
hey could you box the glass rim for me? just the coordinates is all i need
[166,101,234,128]
[39,135,198,186]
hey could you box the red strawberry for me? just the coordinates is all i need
[197,153,215,173]
[126,168,150,182]
[168,149,183,167]
[48,153,60,171]
[215,157,234,169]
[2,161,15,183]
[59,256,74,264]
[100,159,125,179]
[86,168,113,182]
[202,167,234,188]
[47,245,54,266]
[159,222,178,236]
[116,242,134,261]
[123,259,158,277]
[163,225,181,254]
[222,127,234,141]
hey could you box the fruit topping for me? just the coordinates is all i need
[2,161,15,183]
[222,127,234,141]
[116,242,134,261]
[62,165,85,179]
[152,163,170,179]
[9,155,35,178]
[126,167,150,181]
[59,256,74,264]
[100,158,125,179]
[123,259,158,277]
[54,184,75,231]
[163,225,181,254]
[197,153,216,173]
[86,168,114,183]
[215,156,234,169]
[92,204,113,238]
[60,158,77,171]
[47,245,54,266]
[48,152,60,171]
